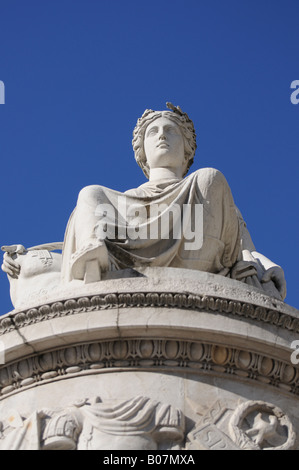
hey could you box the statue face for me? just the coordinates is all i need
[144,116,185,174]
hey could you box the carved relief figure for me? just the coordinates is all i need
[0,397,293,450]
[0,396,184,450]
[2,103,286,307]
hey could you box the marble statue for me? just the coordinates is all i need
[1,103,286,308]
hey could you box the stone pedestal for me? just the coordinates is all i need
[0,268,298,450]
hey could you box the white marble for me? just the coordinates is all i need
[0,269,297,450]
[0,103,295,451]
[1,104,286,309]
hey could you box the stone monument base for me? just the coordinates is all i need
[0,268,298,450]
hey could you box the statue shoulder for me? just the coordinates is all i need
[190,167,229,186]
[191,166,224,177]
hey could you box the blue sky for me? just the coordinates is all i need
[0,0,298,313]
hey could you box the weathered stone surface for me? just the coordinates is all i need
[0,104,294,450]
[1,103,287,309]
[0,269,297,450]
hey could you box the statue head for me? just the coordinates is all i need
[132,103,197,179]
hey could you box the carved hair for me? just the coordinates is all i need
[132,102,197,179]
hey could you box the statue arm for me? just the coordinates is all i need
[251,251,286,300]
[235,207,287,300]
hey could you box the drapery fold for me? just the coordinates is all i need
[61,168,241,283]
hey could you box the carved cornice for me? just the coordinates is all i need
[0,291,298,334]
[0,337,298,399]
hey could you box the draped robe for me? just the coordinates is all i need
[61,168,242,282]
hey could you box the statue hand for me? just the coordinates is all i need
[1,245,26,279]
[230,260,258,281]
[261,266,287,300]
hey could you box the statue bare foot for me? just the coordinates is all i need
[70,241,109,283]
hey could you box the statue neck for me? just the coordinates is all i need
[149,167,183,182]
